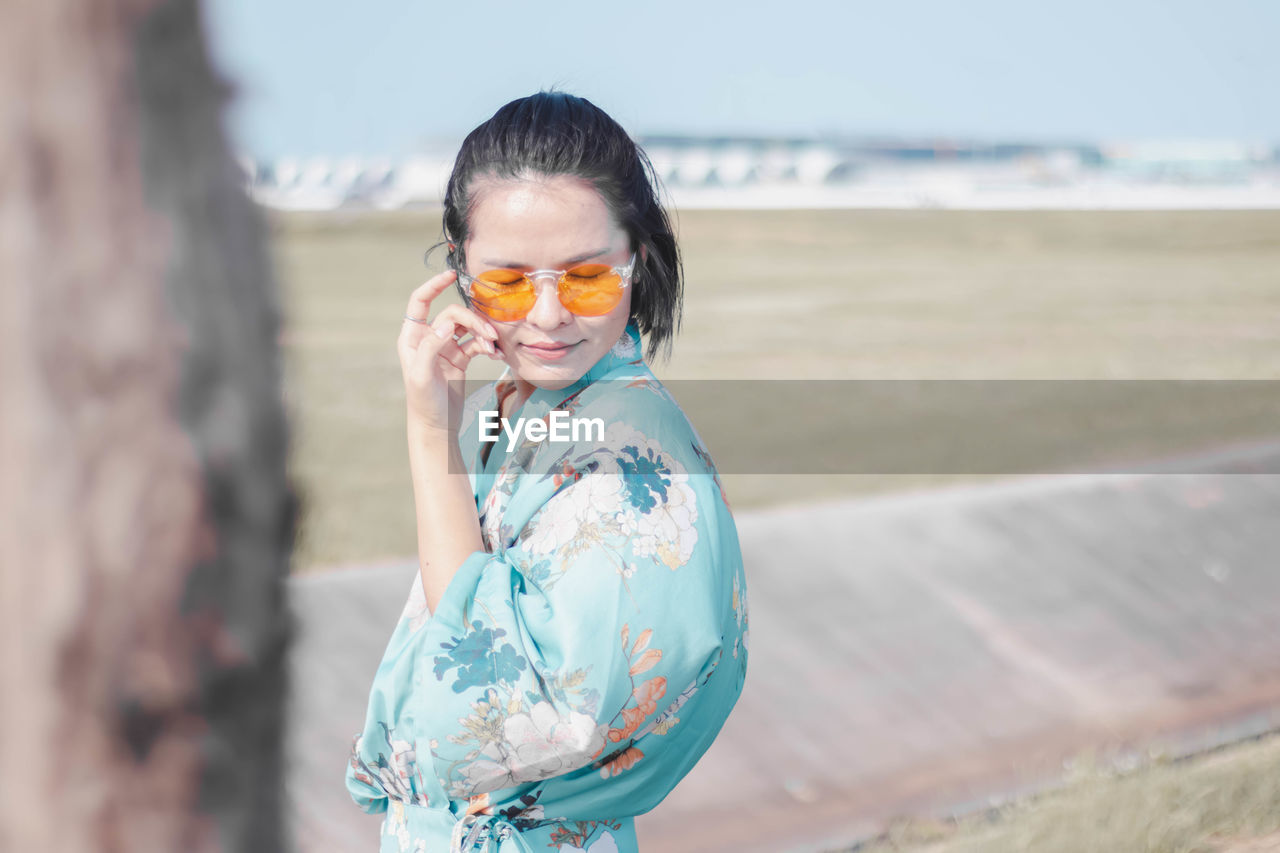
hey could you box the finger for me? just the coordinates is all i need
[411,322,479,375]
[429,319,490,358]
[405,318,454,383]
[429,305,499,352]
[459,336,504,362]
[404,269,459,319]
[412,333,478,398]
[436,339,475,374]
[400,270,459,349]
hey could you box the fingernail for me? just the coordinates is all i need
[484,340,494,354]
[434,326,451,340]
[485,325,498,339]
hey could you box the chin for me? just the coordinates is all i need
[511,361,586,391]
[502,329,619,391]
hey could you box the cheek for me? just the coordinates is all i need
[494,325,520,358]
[599,284,632,330]
[609,287,633,332]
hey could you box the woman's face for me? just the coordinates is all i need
[463,174,633,393]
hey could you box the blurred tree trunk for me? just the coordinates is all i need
[0,1,295,851]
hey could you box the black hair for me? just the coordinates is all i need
[440,91,682,363]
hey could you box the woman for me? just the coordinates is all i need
[345,92,749,853]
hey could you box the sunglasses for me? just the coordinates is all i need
[454,253,637,322]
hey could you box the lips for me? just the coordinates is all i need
[522,341,578,351]
[520,340,581,361]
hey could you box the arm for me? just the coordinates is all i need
[407,423,484,613]
[395,268,501,613]
[415,419,737,807]
[346,396,749,820]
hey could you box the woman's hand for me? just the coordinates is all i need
[398,269,501,438]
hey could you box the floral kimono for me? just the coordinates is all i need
[346,322,749,852]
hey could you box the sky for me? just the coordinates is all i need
[202,0,1280,160]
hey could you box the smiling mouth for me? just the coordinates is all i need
[519,341,582,361]
[522,342,580,351]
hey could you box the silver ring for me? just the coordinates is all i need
[403,314,428,324]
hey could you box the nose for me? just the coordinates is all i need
[523,273,572,329]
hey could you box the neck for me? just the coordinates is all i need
[512,377,536,410]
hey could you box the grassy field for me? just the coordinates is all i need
[843,730,1280,853]
[272,208,1280,572]
[272,208,1280,851]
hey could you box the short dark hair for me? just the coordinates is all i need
[441,92,682,362]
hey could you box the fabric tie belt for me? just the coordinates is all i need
[450,812,535,853]
[382,799,536,853]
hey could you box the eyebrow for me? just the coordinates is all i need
[479,247,613,269]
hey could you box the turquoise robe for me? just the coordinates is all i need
[345,322,749,852]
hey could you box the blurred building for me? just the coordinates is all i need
[238,135,1280,211]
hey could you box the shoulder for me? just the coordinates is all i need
[574,372,715,476]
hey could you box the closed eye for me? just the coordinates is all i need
[475,268,528,287]
[563,263,615,281]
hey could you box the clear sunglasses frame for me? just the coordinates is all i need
[451,252,638,320]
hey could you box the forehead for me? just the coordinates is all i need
[465,174,624,264]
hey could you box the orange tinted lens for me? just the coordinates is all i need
[559,264,623,316]
[470,270,534,321]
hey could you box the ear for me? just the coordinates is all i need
[639,244,648,263]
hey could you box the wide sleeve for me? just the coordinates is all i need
[414,416,740,811]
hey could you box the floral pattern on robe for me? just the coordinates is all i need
[346,321,748,852]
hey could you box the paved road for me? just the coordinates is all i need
[285,444,1280,852]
